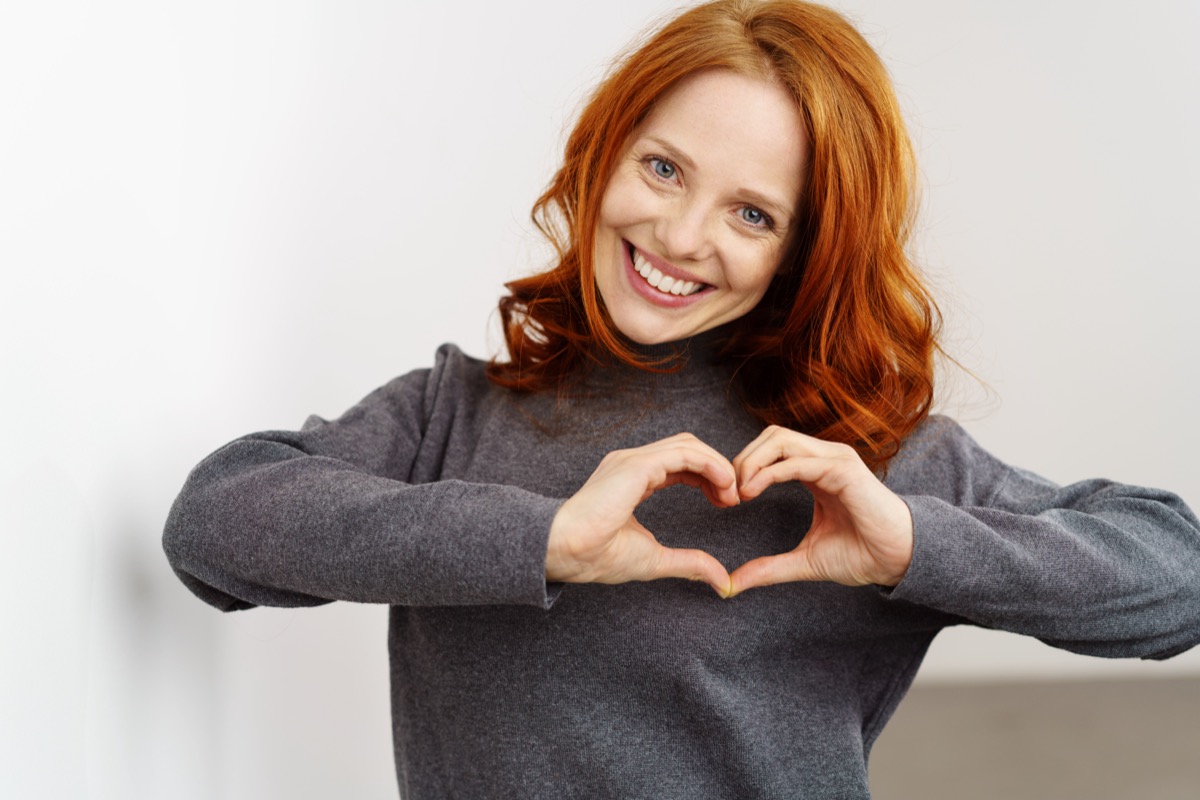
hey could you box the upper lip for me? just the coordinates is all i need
[626,241,710,287]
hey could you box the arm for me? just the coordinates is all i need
[726,417,1200,660]
[162,345,562,611]
[886,418,1200,660]
[163,346,739,611]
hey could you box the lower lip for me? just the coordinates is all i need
[622,242,710,308]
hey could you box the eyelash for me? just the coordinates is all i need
[641,155,776,232]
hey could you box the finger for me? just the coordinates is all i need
[741,438,865,501]
[605,454,734,508]
[699,478,739,509]
[665,472,742,508]
[636,440,740,506]
[667,436,738,492]
[728,550,818,596]
[738,454,849,501]
[737,428,850,475]
[730,425,780,479]
[649,544,733,597]
[731,424,781,470]
[734,426,829,494]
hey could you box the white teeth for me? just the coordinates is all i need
[634,250,652,277]
[629,245,704,296]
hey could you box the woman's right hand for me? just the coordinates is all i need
[546,433,739,597]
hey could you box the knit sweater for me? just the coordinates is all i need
[163,340,1200,799]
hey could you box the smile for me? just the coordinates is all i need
[626,243,706,297]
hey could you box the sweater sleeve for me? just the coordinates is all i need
[162,345,563,612]
[885,417,1200,660]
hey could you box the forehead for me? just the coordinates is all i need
[636,70,807,206]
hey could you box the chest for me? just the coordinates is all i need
[411,383,937,649]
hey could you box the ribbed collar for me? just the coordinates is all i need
[576,325,737,394]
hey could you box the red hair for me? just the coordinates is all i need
[486,0,941,472]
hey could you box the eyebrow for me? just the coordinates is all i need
[643,135,796,225]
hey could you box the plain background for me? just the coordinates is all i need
[2,1,1197,797]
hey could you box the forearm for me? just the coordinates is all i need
[889,486,1200,659]
[164,435,562,610]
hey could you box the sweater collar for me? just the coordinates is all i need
[578,325,736,393]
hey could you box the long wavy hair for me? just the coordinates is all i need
[486,0,941,472]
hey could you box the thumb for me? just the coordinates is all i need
[727,551,819,597]
[648,544,733,598]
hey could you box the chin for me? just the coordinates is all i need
[609,314,709,346]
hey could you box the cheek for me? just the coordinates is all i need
[727,245,785,297]
[598,171,654,231]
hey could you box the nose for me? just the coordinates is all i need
[654,199,715,263]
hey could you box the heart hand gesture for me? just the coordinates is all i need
[546,427,914,598]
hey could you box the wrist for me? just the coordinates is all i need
[544,503,578,583]
[877,497,915,586]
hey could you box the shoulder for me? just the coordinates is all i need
[300,343,495,436]
[416,342,517,437]
[424,342,495,409]
[375,342,492,411]
[428,342,489,386]
[885,414,1013,506]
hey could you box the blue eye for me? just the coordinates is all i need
[741,207,769,227]
[649,158,676,180]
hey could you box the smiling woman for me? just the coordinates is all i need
[491,0,938,473]
[161,1,1200,798]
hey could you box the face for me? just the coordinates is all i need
[593,69,807,345]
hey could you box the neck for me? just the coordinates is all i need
[578,325,736,392]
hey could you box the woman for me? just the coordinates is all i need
[163,1,1200,797]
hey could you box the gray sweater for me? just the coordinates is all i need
[163,341,1200,799]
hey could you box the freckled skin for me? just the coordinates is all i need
[593,69,807,345]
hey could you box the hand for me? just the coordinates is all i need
[729,426,914,594]
[547,433,740,597]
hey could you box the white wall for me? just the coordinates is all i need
[2,1,1197,797]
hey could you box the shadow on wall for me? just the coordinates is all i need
[0,459,226,798]
[1,464,93,797]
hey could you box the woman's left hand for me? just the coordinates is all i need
[728,426,914,595]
